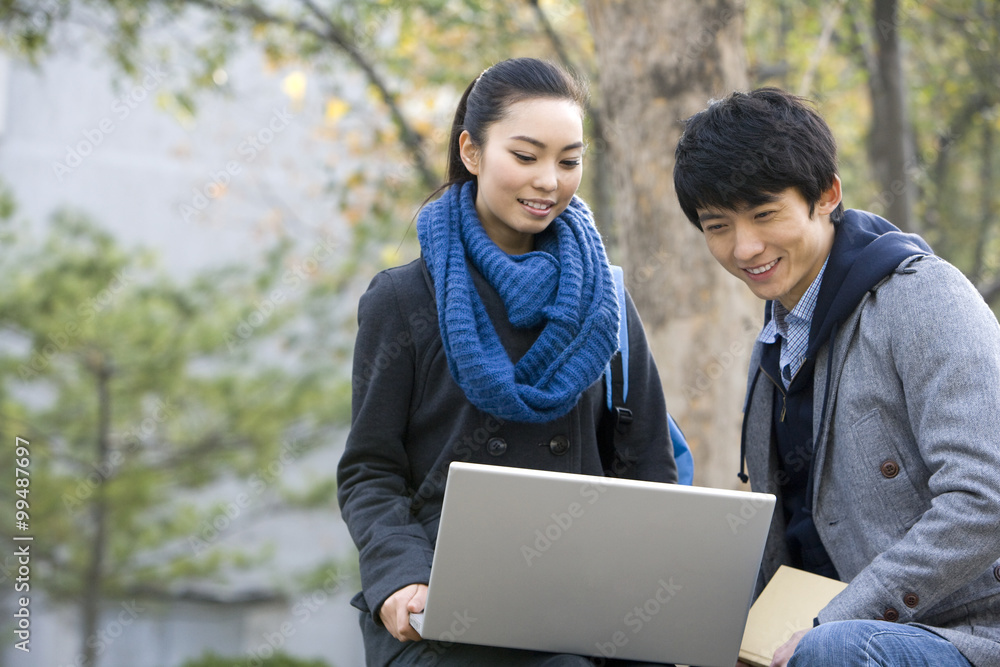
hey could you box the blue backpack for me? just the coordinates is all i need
[604,266,695,485]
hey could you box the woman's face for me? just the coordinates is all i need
[460,98,584,255]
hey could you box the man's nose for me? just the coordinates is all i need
[733,223,765,262]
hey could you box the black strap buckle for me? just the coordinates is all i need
[613,407,633,434]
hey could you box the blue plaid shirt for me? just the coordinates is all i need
[757,258,830,389]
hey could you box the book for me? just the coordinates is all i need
[738,565,848,667]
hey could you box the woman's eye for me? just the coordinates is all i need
[561,159,581,167]
[513,153,535,162]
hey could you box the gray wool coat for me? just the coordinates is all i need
[744,255,1000,667]
[337,258,677,665]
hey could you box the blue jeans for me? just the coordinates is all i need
[788,620,972,667]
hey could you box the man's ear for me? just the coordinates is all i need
[816,174,843,217]
[459,130,480,176]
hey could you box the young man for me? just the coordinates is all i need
[673,87,1000,667]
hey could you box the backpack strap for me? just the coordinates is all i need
[669,413,695,486]
[603,265,695,485]
[598,267,631,475]
[606,265,631,415]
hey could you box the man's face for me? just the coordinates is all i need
[697,181,841,311]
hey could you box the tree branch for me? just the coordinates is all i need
[924,92,991,252]
[526,0,613,234]
[844,3,878,77]
[184,0,438,190]
[797,0,845,96]
[527,0,575,72]
[296,0,437,189]
[971,122,994,283]
[525,0,602,125]
[81,353,113,667]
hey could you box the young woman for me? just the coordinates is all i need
[337,58,677,667]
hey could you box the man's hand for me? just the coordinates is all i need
[770,628,809,667]
[379,583,428,642]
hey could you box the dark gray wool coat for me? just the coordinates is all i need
[337,258,677,664]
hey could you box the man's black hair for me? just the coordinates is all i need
[673,87,844,230]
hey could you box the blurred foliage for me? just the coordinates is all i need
[1,2,996,293]
[0,209,348,603]
[181,652,332,667]
[292,555,359,594]
[0,0,593,275]
[746,0,1000,302]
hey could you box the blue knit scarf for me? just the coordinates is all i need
[417,180,619,423]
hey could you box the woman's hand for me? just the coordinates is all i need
[379,583,429,642]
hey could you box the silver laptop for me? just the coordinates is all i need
[409,461,775,667]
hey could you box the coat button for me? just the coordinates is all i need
[880,460,900,478]
[993,565,1000,583]
[549,435,570,456]
[903,593,919,608]
[487,438,507,456]
[882,607,899,622]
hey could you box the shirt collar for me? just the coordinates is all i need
[756,257,830,345]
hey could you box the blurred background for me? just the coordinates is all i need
[0,1,997,666]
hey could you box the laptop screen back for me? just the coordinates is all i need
[415,462,775,667]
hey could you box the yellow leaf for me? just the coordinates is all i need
[325,98,350,123]
[282,70,308,104]
[346,171,366,189]
[344,207,363,225]
[413,119,433,138]
[380,244,401,266]
[399,32,417,56]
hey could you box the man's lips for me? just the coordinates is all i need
[742,258,779,279]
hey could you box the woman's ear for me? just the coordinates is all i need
[816,174,843,216]
[458,130,480,176]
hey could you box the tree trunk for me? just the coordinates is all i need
[869,0,916,231]
[81,356,113,667]
[526,0,614,247]
[972,122,994,284]
[585,0,759,489]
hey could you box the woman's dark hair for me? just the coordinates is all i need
[673,87,844,229]
[436,58,588,194]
